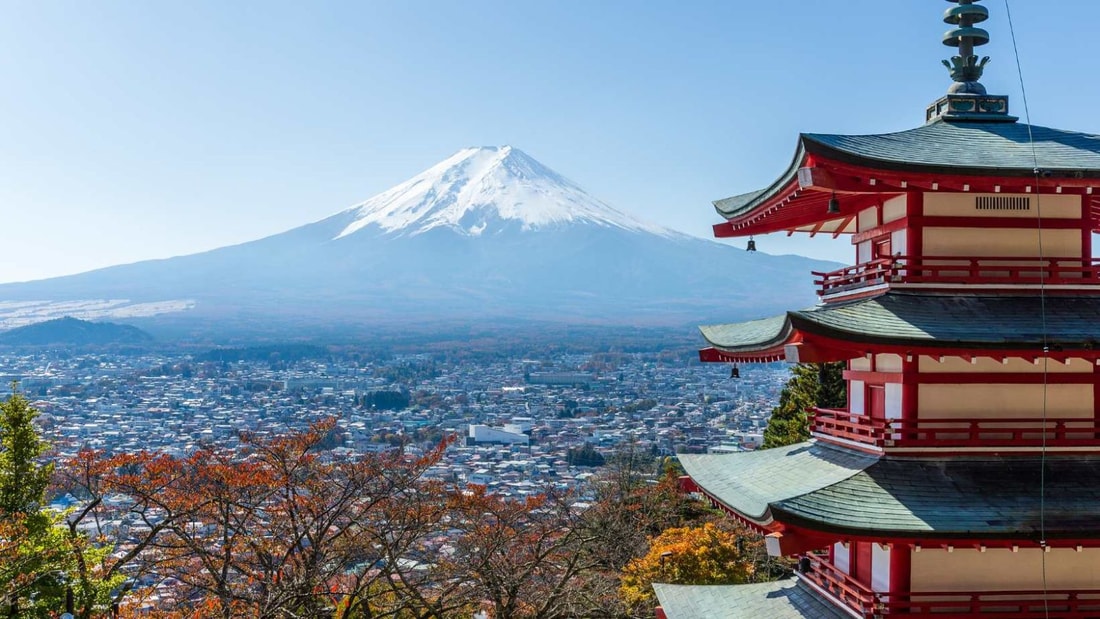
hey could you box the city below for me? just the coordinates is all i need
[1,336,790,503]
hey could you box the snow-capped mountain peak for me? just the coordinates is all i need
[334,146,678,239]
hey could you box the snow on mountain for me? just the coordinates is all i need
[335,146,679,239]
[0,145,841,336]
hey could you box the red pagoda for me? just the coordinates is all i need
[655,1,1100,617]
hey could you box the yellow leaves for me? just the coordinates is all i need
[620,523,756,610]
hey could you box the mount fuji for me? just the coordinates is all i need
[0,146,835,336]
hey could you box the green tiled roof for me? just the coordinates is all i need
[701,292,1100,353]
[713,189,771,219]
[792,293,1100,349]
[714,120,1100,220]
[698,315,791,353]
[805,121,1100,177]
[654,580,850,619]
[678,443,876,521]
[684,442,1100,538]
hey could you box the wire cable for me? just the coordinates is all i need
[1005,2,1050,615]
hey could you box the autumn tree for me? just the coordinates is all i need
[66,419,455,618]
[619,522,768,613]
[434,486,597,619]
[762,362,846,449]
[559,447,711,618]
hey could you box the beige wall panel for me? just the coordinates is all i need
[923,193,1081,219]
[851,357,872,372]
[891,228,907,256]
[912,548,1100,592]
[918,384,1093,419]
[858,240,872,263]
[850,380,866,414]
[883,195,907,224]
[919,356,1093,374]
[875,354,903,373]
[834,542,850,575]
[922,227,1081,258]
[858,207,879,232]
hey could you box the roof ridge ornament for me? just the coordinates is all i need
[926,0,1017,124]
[942,0,991,94]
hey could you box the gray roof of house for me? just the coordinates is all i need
[682,442,1100,538]
[715,120,1100,220]
[701,292,1100,353]
[653,580,850,619]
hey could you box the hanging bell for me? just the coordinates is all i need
[730,365,740,379]
[827,193,841,215]
[746,237,757,252]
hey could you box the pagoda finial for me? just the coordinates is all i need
[925,0,1012,123]
[941,0,991,95]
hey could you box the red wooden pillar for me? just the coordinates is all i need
[1093,367,1100,439]
[903,355,919,441]
[889,544,912,605]
[1081,195,1093,264]
[907,191,924,259]
[853,542,873,588]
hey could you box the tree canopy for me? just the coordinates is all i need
[619,522,763,611]
[761,362,846,449]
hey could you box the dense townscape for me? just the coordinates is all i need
[1,344,789,501]
[0,340,795,617]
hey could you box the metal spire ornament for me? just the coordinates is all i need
[941,0,991,95]
[925,0,1013,124]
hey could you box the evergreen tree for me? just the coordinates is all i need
[0,385,53,523]
[761,363,845,449]
[566,443,606,467]
[0,386,65,617]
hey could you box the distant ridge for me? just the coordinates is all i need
[0,317,153,346]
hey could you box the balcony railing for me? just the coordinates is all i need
[814,255,1100,297]
[810,408,1100,450]
[799,553,878,617]
[801,553,1100,618]
[809,408,889,447]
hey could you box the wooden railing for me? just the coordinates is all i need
[885,417,1100,448]
[799,553,878,617]
[801,553,1100,618]
[810,408,889,447]
[814,256,1100,297]
[883,590,1100,617]
[810,409,1100,449]
[814,258,894,296]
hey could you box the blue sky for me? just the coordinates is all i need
[2,1,1099,283]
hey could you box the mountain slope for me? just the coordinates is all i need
[0,147,836,334]
[0,317,153,346]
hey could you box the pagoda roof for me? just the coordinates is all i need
[700,292,1100,362]
[804,121,1100,180]
[681,442,1100,539]
[654,580,850,619]
[714,120,1100,235]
